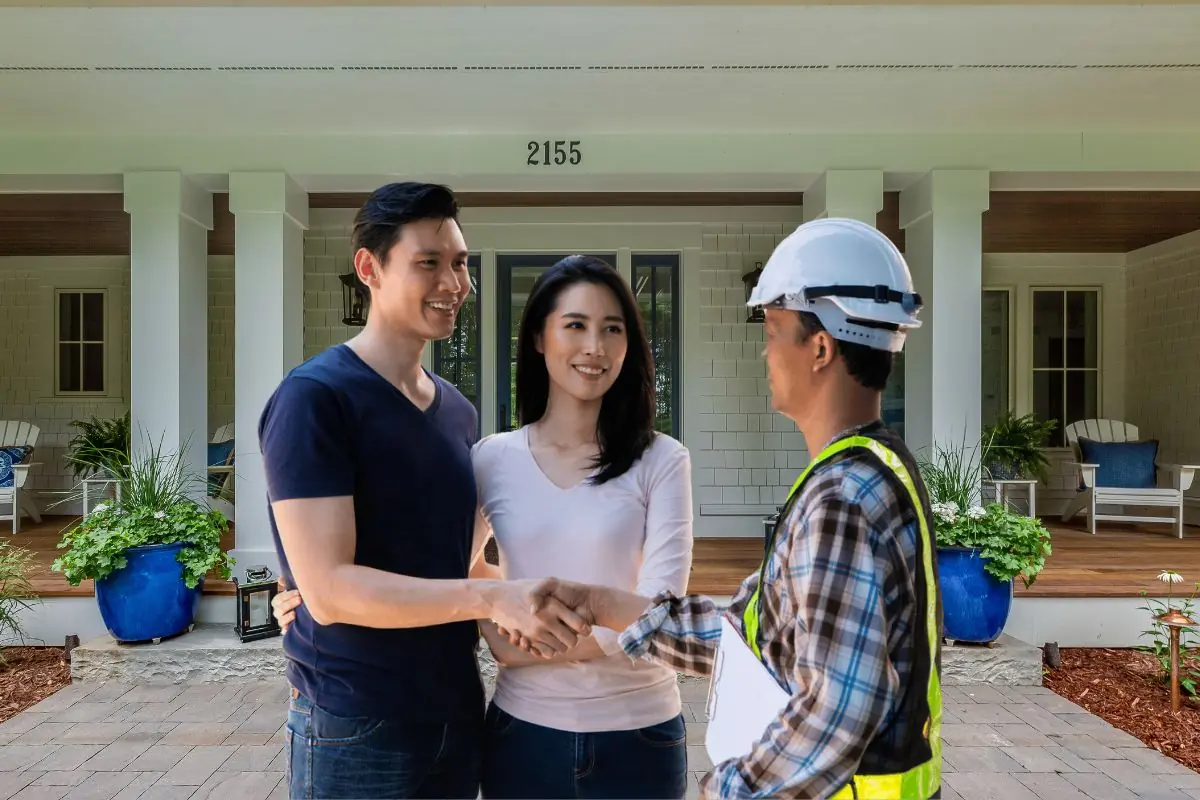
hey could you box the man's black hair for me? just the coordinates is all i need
[795,311,893,391]
[351,182,460,264]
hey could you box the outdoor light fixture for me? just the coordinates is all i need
[1154,570,1196,713]
[742,261,765,323]
[339,271,368,327]
[234,565,281,643]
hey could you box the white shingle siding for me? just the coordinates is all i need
[0,257,130,506]
[1125,231,1200,509]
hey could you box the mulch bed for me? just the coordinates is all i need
[1045,647,1200,772]
[0,647,71,725]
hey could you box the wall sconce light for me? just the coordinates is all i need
[339,272,368,327]
[742,261,765,323]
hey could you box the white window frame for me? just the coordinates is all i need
[1028,285,1103,447]
[981,285,1016,418]
[53,288,110,398]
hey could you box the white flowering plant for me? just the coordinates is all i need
[53,434,232,589]
[930,500,1052,588]
[919,437,1052,588]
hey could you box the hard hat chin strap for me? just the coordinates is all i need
[802,284,924,314]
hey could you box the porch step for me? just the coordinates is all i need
[71,623,502,695]
[70,624,288,684]
[942,634,1043,687]
[71,624,1043,689]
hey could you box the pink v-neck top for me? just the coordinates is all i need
[473,427,694,732]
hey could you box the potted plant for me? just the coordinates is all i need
[981,411,1057,482]
[64,411,131,481]
[52,434,233,644]
[919,438,1053,644]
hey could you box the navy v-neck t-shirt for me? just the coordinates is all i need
[258,343,483,723]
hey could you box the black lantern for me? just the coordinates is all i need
[234,565,281,642]
[339,272,368,327]
[742,261,765,323]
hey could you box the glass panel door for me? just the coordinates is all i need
[495,253,617,432]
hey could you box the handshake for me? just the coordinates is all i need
[269,576,614,659]
[488,577,605,659]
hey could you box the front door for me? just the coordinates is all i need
[494,252,616,432]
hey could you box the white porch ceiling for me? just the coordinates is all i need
[1,4,1200,136]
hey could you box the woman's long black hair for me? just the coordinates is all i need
[515,255,657,485]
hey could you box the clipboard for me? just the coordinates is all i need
[705,612,791,765]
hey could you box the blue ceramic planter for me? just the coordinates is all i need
[936,546,1013,644]
[95,542,203,643]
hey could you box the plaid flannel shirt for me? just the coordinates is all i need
[618,427,925,799]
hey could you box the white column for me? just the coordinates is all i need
[124,172,212,486]
[803,170,884,225]
[229,172,309,576]
[899,169,990,460]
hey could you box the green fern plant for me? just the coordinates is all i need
[64,411,131,480]
[981,411,1057,483]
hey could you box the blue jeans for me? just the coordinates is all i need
[480,702,689,800]
[286,691,483,799]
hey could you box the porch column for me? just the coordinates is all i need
[802,169,884,224]
[899,169,990,459]
[124,172,212,484]
[229,172,308,575]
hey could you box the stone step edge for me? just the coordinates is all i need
[70,625,1043,687]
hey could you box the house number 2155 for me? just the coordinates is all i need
[527,140,582,166]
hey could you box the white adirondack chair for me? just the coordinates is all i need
[1061,419,1195,538]
[0,421,43,533]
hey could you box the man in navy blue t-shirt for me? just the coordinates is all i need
[258,183,589,799]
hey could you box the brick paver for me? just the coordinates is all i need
[0,679,1194,799]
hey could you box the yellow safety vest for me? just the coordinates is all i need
[742,434,942,800]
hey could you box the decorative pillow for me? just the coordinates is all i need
[0,446,33,489]
[207,440,235,494]
[1076,438,1158,490]
[207,440,235,468]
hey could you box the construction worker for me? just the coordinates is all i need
[521,217,943,799]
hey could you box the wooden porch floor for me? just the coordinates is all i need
[7,515,1197,600]
[685,518,1200,598]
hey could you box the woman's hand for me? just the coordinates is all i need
[273,586,303,634]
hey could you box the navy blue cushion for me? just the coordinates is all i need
[207,440,234,493]
[207,440,234,468]
[0,446,32,489]
[1076,437,1158,490]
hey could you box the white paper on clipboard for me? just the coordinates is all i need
[705,613,791,765]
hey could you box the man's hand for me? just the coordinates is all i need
[482,579,592,658]
[272,585,302,635]
[496,577,603,655]
[530,577,599,624]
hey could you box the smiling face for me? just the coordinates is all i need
[536,281,629,406]
[353,216,470,342]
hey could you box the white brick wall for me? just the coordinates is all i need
[303,221,359,359]
[1125,232,1200,505]
[692,221,804,518]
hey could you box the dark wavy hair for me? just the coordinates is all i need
[515,255,656,485]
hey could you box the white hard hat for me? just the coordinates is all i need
[747,217,922,353]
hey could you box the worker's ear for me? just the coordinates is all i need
[812,331,836,372]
